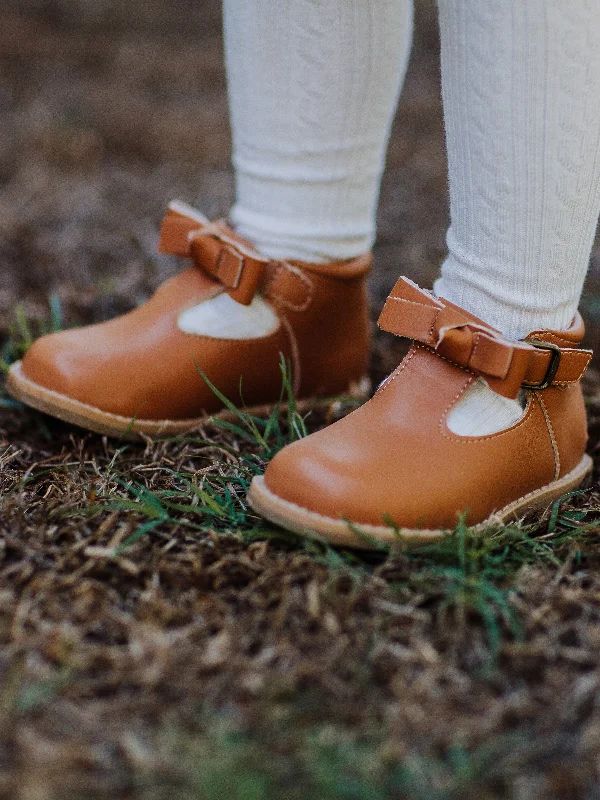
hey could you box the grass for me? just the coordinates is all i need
[144,717,532,800]
[100,377,600,666]
[0,294,63,375]
[100,354,311,552]
[2,300,600,800]
[106,459,600,663]
[3,295,600,643]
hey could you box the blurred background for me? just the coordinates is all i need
[1,0,599,375]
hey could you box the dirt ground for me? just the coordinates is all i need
[2,1,600,798]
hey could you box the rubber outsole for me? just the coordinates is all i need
[5,360,371,440]
[247,453,594,549]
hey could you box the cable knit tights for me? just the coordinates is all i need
[222,0,600,435]
[434,0,600,341]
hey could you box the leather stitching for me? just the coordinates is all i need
[536,393,561,480]
[178,326,283,345]
[469,332,481,370]
[383,289,589,390]
[527,330,577,346]
[387,296,441,311]
[374,345,418,397]
[256,455,589,533]
[427,310,439,342]
[177,291,284,344]
[265,263,314,312]
[438,374,476,435]
[486,457,590,513]
[282,263,314,311]
[262,264,280,297]
[433,336,589,387]
[531,350,591,384]
[439,390,536,443]
[379,344,537,442]
[423,345,477,378]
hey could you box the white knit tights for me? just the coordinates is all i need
[223,0,413,262]
[434,0,600,341]
[222,0,600,434]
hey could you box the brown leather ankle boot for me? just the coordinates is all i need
[7,201,371,438]
[248,276,594,548]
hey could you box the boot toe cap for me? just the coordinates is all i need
[21,331,87,398]
[263,434,372,523]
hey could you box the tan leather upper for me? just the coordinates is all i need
[20,203,372,420]
[158,204,272,306]
[263,277,592,530]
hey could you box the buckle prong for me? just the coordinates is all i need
[522,340,562,390]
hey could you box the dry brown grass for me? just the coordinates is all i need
[1,391,600,799]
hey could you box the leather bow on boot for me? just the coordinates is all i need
[7,202,372,438]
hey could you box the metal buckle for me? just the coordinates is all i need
[522,340,562,390]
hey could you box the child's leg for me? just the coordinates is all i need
[434,0,600,436]
[435,0,600,339]
[8,0,415,434]
[250,0,599,545]
[223,0,413,263]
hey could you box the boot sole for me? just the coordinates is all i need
[5,360,371,440]
[247,453,594,549]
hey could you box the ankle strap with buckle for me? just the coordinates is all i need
[158,201,325,311]
[158,201,271,306]
[379,277,592,399]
